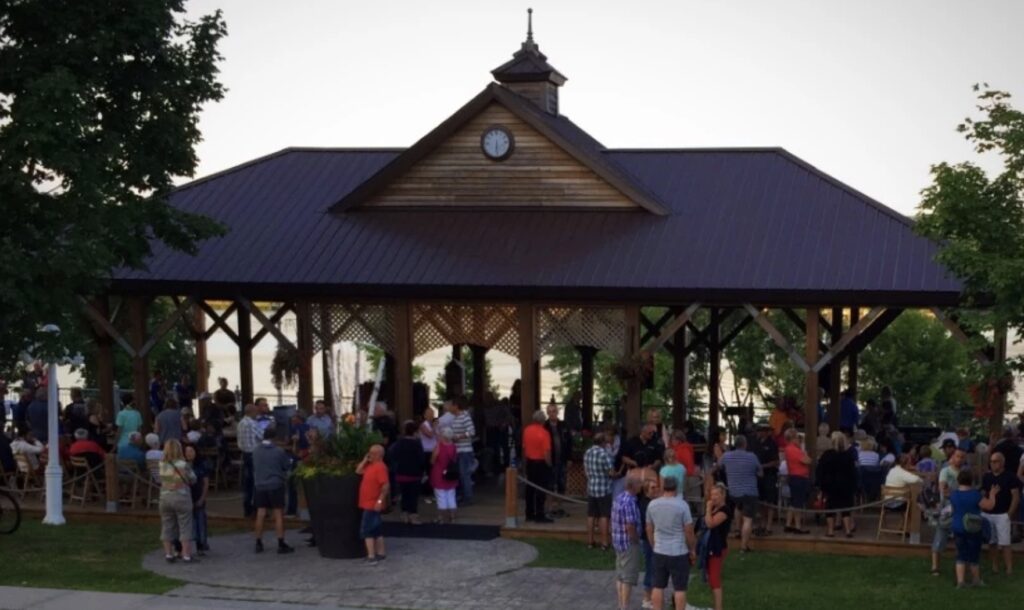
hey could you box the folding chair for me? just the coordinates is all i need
[14,454,42,501]
[876,485,911,540]
[117,460,144,509]
[68,456,102,506]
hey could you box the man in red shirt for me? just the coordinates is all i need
[522,410,552,523]
[356,444,390,564]
[69,428,106,468]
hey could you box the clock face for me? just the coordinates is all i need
[481,126,514,161]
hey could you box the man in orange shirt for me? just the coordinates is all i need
[522,410,553,523]
[356,444,390,564]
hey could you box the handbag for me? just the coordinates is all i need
[962,513,984,534]
[442,451,461,482]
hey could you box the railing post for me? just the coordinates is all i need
[105,453,119,513]
[908,481,922,544]
[505,466,518,528]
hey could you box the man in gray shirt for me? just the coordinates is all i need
[718,435,762,552]
[252,427,295,554]
[645,476,695,610]
[154,398,182,447]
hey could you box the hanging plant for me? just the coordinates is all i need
[970,374,1013,419]
[270,341,301,389]
[611,351,654,385]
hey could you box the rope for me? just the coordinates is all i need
[516,474,588,505]
[0,462,106,494]
[761,498,897,516]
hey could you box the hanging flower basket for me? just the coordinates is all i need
[970,375,1014,419]
[611,351,654,385]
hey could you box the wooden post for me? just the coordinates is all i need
[828,307,842,431]
[104,453,119,513]
[471,345,488,405]
[517,305,537,428]
[847,308,859,396]
[709,308,721,437]
[384,354,396,407]
[672,323,688,428]
[907,481,922,544]
[578,346,596,429]
[127,297,152,428]
[991,325,1009,440]
[320,304,333,408]
[505,466,519,527]
[236,304,254,407]
[295,302,314,413]
[624,305,642,437]
[393,303,413,423]
[92,297,115,422]
[804,308,820,459]
[193,305,208,394]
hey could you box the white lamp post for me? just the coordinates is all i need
[40,323,65,526]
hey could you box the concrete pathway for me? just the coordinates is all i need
[139,530,708,610]
[0,586,369,610]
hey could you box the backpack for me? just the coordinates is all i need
[962,513,984,534]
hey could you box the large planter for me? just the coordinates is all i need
[303,473,364,559]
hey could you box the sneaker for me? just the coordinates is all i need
[255,539,264,554]
[365,556,379,566]
[182,556,199,564]
[277,542,295,554]
[164,555,176,564]
[641,600,653,609]
[377,554,386,561]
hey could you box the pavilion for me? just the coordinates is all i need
[84,19,995,456]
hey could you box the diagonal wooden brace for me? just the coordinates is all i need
[80,296,136,358]
[239,297,296,351]
[810,307,885,373]
[930,308,992,365]
[139,296,195,358]
[639,303,700,355]
[743,304,810,373]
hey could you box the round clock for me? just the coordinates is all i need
[480,126,514,161]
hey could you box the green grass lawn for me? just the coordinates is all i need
[0,520,182,594]
[525,538,1024,610]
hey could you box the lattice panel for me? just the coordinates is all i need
[412,304,520,358]
[311,304,395,353]
[537,306,626,358]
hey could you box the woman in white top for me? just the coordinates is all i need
[11,432,44,470]
[857,437,881,467]
[884,453,923,490]
[420,407,437,452]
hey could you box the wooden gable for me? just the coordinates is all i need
[361,102,638,210]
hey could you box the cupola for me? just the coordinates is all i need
[490,9,567,115]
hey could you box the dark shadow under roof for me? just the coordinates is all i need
[112,146,961,306]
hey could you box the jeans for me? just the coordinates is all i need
[242,452,254,517]
[457,451,475,502]
[399,480,420,514]
[524,459,550,520]
[192,505,208,548]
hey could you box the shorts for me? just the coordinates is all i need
[435,488,457,511]
[615,543,641,585]
[360,509,383,539]
[788,476,810,509]
[758,471,779,505]
[954,531,982,565]
[252,486,285,510]
[731,494,758,519]
[931,523,951,553]
[982,512,1011,546]
[650,552,690,591]
[587,494,612,518]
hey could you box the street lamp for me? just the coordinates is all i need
[40,324,65,526]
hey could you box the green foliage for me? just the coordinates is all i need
[0,1,227,369]
[724,310,806,406]
[81,297,197,388]
[270,339,301,389]
[295,420,383,478]
[859,310,971,414]
[431,347,497,401]
[916,86,1024,384]
[363,344,425,382]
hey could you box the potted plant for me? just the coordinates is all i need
[295,419,383,559]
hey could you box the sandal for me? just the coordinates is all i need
[930,569,941,576]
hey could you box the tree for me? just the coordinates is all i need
[916,86,1024,427]
[723,310,805,406]
[857,310,970,419]
[0,1,227,371]
[432,348,497,401]
[362,344,425,384]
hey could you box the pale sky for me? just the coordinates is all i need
[182,0,1024,217]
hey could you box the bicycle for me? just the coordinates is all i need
[0,487,21,534]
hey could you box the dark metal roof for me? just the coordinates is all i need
[113,145,962,306]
